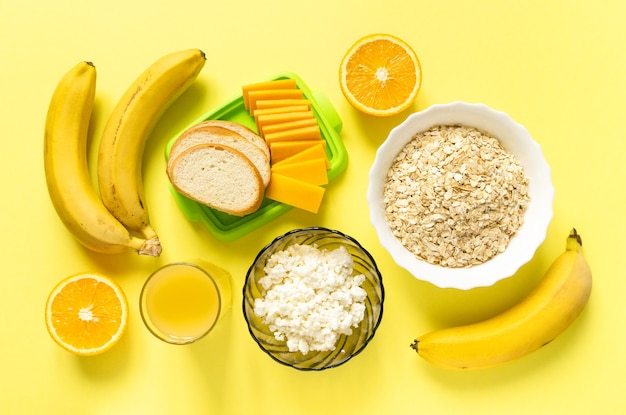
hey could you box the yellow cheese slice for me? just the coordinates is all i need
[248,89,304,112]
[271,158,328,185]
[264,125,322,144]
[271,141,329,168]
[265,173,325,213]
[253,105,310,119]
[269,140,327,164]
[261,118,319,136]
[253,105,310,131]
[242,79,297,109]
[256,110,314,131]
[255,98,312,110]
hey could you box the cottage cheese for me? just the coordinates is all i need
[253,243,367,354]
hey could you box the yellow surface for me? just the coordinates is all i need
[1,1,625,413]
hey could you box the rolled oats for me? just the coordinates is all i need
[383,124,530,268]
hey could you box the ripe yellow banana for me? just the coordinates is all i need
[97,48,206,241]
[44,61,161,256]
[411,228,592,370]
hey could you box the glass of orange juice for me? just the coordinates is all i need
[140,260,232,344]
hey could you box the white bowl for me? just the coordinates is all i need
[367,102,554,290]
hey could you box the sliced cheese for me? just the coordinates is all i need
[261,118,319,136]
[271,158,328,185]
[248,89,304,112]
[253,105,310,119]
[255,98,312,110]
[256,110,314,131]
[242,79,297,109]
[264,125,321,144]
[265,173,325,213]
[253,105,310,131]
[269,140,327,164]
[272,141,329,168]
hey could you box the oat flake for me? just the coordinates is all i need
[383,124,530,268]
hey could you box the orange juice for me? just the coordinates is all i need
[140,261,231,344]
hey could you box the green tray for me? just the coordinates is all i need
[165,72,348,241]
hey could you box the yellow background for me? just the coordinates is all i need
[1,0,625,413]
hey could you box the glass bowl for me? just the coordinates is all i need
[243,227,384,371]
[368,102,554,290]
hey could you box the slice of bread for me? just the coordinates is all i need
[168,124,270,187]
[196,120,270,160]
[167,144,264,216]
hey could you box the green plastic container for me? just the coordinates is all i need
[165,72,348,241]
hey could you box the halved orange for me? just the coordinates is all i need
[339,33,422,117]
[45,273,128,356]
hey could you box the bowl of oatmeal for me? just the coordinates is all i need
[243,227,384,370]
[367,102,554,290]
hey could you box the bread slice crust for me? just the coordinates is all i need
[196,119,270,160]
[168,124,270,187]
[167,143,264,216]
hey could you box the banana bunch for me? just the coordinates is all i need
[43,49,206,255]
[43,62,158,255]
[411,228,592,370]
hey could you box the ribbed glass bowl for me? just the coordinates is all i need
[243,227,384,371]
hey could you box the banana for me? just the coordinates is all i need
[97,48,206,241]
[44,62,161,256]
[411,228,592,370]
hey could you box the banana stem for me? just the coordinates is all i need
[567,228,583,251]
[139,237,162,257]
